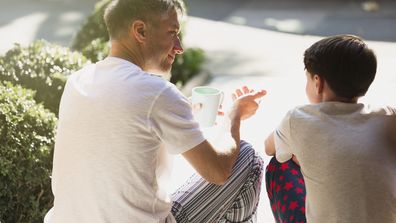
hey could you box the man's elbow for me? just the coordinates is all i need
[210,178,227,186]
[204,168,231,185]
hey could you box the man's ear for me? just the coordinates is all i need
[313,74,324,95]
[130,20,147,43]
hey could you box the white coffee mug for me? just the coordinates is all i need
[191,86,224,127]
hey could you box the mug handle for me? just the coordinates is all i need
[219,91,224,107]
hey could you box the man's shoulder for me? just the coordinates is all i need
[139,73,169,88]
[65,63,96,86]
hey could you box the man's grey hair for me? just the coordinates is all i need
[104,0,185,40]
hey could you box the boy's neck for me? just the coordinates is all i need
[320,86,359,103]
[322,95,359,104]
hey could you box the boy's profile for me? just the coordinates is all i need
[265,35,396,223]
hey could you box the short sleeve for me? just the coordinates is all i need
[274,110,294,163]
[149,85,205,154]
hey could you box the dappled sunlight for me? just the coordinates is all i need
[0,0,96,54]
[55,12,87,38]
[226,16,247,26]
[186,0,396,42]
[0,12,48,53]
[184,17,312,78]
[59,11,85,22]
[263,18,304,33]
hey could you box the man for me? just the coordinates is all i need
[44,0,266,222]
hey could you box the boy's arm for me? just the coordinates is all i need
[265,131,275,156]
[265,131,300,165]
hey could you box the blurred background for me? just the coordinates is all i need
[2,0,396,54]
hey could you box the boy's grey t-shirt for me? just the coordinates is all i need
[275,102,396,223]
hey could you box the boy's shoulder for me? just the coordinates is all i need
[288,103,395,119]
[360,104,396,116]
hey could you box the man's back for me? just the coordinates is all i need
[276,102,396,222]
[49,57,204,223]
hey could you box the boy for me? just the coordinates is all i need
[265,35,396,223]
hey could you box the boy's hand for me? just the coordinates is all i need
[230,86,267,120]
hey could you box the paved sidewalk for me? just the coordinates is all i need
[0,0,96,54]
[185,0,396,42]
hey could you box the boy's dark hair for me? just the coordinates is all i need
[304,34,377,99]
[104,0,185,40]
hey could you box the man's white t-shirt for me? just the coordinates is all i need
[46,57,205,223]
[275,102,396,223]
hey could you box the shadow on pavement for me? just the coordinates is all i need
[185,0,396,42]
[0,0,97,53]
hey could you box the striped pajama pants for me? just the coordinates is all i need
[171,140,264,223]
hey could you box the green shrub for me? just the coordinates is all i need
[0,81,57,223]
[71,0,205,87]
[171,47,205,87]
[0,40,89,115]
[70,0,109,51]
[81,38,110,63]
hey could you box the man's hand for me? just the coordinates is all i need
[230,86,267,120]
[183,86,266,185]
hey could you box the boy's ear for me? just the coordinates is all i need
[313,74,324,95]
[130,20,147,43]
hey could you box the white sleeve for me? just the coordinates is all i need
[274,110,294,163]
[149,85,205,154]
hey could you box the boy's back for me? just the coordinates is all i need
[266,35,396,223]
[275,102,396,222]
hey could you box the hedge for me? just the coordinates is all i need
[0,40,89,115]
[0,81,57,223]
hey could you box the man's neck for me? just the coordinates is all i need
[109,40,144,69]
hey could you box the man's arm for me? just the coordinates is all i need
[183,87,266,185]
[182,140,237,185]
